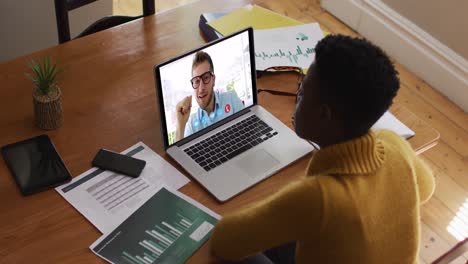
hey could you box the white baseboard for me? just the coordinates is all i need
[321,0,468,112]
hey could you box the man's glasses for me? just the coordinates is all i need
[256,66,305,104]
[190,71,213,89]
[293,68,305,105]
[296,78,304,106]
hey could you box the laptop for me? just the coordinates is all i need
[154,28,313,202]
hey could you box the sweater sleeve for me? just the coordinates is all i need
[210,179,323,261]
[378,129,435,204]
[413,156,435,204]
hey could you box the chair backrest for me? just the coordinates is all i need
[431,238,468,264]
[54,0,155,44]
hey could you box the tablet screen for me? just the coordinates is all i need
[1,135,72,195]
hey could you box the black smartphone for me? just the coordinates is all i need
[92,149,146,178]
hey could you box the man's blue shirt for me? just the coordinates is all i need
[184,90,244,137]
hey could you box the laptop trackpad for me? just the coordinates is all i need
[237,149,280,178]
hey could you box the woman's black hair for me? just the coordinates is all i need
[315,34,400,136]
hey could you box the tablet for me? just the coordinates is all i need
[1,135,72,195]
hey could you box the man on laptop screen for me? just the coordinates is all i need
[175,51,245,141]
[159,34,254,145]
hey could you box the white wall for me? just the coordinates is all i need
[321,0,468,112]
[0,0,112,63]
[382,0,468,60]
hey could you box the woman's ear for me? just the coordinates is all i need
[319,104,332,120]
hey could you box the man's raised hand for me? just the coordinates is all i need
[176,95,192,126]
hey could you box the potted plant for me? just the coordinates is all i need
[26,57,64,130]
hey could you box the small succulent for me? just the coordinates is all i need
[26,57,63,95]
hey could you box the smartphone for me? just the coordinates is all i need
[92,149,146,178]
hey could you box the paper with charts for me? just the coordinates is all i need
[91,186,220,264]
[254,23,324,71]
[56,142,190,234]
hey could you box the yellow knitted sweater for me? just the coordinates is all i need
[211,130,435,264]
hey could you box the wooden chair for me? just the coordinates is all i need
[431,238,468,264]
[54,0,155,44]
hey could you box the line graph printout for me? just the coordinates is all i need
[256,46,316,65]
[254,23,324,70]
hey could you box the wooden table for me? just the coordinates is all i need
[0,0,439,263]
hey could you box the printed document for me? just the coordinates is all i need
[91,186,219,264]
[56,142,190,233]
[254,23,324,71]
[372,111,415,139]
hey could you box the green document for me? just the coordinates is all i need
[91,187,219,264]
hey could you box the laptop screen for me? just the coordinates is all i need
[155,29,256,148]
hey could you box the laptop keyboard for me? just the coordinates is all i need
[184,115,278,172]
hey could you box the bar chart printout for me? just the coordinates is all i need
[91,187,219,264]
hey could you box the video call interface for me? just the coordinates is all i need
[159,31,254,146]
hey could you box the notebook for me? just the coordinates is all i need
[153,28,313,202]
[207,4,302,36]
[199,13,225,41]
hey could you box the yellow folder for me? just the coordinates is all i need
[207,4,303,35]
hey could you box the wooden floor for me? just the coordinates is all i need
[114,1,468,263]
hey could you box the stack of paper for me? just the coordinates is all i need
[206,4,325,71]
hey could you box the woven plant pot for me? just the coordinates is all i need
[33,85,63,130]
